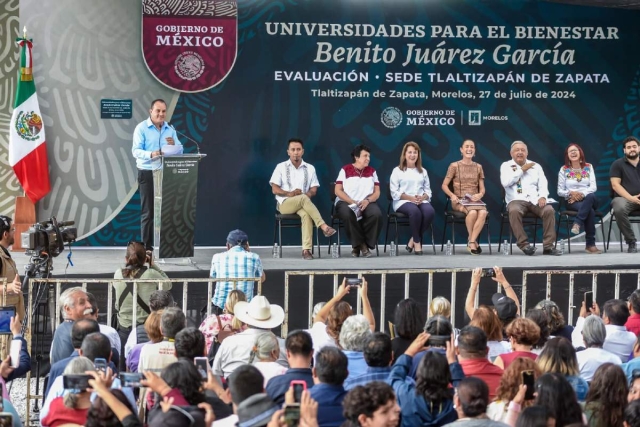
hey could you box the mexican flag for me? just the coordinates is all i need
[8,36,51,203]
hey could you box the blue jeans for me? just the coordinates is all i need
[568,193,598,247]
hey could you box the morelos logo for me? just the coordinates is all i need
[14,111,43,141]
[141,0,238,93]
[381,107,402,129]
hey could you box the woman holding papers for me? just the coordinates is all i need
[557,143,602,254]
[441,139,487,255]
[334,144,383,258]
[389,142,435,255]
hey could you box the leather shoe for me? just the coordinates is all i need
[351,247,360,257]
[543,248,562,256]
[585,246,602,254]
[629,242,638,253]
[360,243,372,258]
[322,226,337,238]
[302,249,314,260]
[521,245,537,256]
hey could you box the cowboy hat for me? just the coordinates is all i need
[234,295,284,329]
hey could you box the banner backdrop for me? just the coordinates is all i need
[163,0,639,246]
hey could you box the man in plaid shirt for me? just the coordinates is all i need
[210,229,266,314]
[343,332,393,390]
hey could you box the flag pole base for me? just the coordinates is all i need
[13,196,35,251]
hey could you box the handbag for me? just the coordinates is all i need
[207,314,240,363]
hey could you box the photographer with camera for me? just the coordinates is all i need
[0,217,24,323]
[113,241,170,370]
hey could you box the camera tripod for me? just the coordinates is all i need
[21,252,55,417]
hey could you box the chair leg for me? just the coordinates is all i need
[599,217,607,253]
[316,228,321,258]
[383,217,391,253]
[486,221,492,255]
[273,219,279,249]
[278,221,283,257]
[451,222,456,255]
[607,213,614,251]
[554,216,561,249]
[565,216,572,253]
[440,218,448,252]
[430,224,436,255]
[394,220,400,250]
[498,219,505,253]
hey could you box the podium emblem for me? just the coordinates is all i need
[141,0,238,93]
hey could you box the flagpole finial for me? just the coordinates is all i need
[22,26,27,39]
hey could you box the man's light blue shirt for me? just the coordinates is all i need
[132,118,183,170]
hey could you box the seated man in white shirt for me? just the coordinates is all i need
[500,141,561,256]
[212,296,288,379]
[270,138,336,260]
[576,314,621,382]
[573,299,637,363]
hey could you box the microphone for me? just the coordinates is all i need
[168,124,201,156]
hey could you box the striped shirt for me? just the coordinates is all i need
[343,366,392,390]
[210,246,262,308]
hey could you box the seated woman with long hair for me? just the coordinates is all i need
[469,305,508,361]
[390,332,463,426]
[585,363,628,427]
[536,337,589,401]
[199,289,247,354]
[534,372,585,426]
[557,143,602,254]
[391,298,425,363]
[390,141,435,255]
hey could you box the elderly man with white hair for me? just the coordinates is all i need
[50,287,92,365]
[339,314,373,381]
[576,311,621,382]
[500,140,561,256]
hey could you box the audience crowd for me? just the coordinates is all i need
[5,268,640,427]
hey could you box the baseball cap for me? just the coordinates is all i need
[491,293,518,320]
[227,229,249,246]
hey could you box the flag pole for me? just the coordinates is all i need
[12,25,36,251]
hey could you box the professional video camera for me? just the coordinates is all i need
[20,217,77,257]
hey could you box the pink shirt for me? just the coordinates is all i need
[626,313,640,336]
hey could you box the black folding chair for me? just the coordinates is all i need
[382,185,436,254]
[554,198,606,253]
[273,206,320,258]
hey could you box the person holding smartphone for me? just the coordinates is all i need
[0,216,24,324]
[487,357,540,423]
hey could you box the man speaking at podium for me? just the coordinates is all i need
[132,99,183,251]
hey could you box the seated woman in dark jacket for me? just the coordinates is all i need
[390,332,464,427]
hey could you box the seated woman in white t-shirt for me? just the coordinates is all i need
[308,278,375,357]
[333,144,383,258]
[250,332,287,387]
[390,141,435,255]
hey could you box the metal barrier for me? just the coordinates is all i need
[283,269,489,336]
[522,269,640,324]
[22,276,261,425]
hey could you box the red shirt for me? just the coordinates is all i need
[499,351,538,369]
[459,358,504,399]
[41,396,89,427]
[626,314,640,336]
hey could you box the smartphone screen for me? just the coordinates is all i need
[63,374,92,390]
[194,357,209,380]
[121,372,144,387]
[291,382,305,403]
[94,358,107,374]
[0,307,15,335]
[522,370,535,400]
[584,291,594,311]
[346,278,362,287]
[283,404,300,427]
